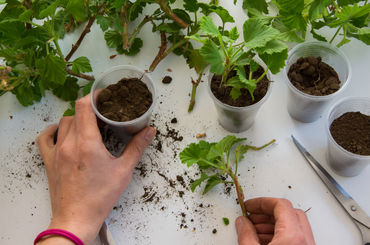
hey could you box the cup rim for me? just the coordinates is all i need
[325,96,370,159]
[284,41,352,101]
[90,65,157,126]
[206,57,273,112]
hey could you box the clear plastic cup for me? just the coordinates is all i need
[284,41,352,123]
[326,97,370,177]
[207,57,273,133]
[90,65,156,144]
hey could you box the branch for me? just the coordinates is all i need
[188,65,206,112]
[229,170,248,218]
[157,0,188,29]
[121,3,130,50]
[65,3,106,62]
[65,68,95,81]
[149,32,168,71]
[24,0,32,30]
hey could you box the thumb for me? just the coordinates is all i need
[119,127,156,170]
[235,216,260,245]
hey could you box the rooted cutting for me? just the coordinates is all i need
[97,78,153,122]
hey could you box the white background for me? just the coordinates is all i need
[1,1,370,245]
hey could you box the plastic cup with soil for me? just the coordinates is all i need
[326,97,370,177]
[284,41,351,123]
[90,65,156,144]
[207,57,273,132]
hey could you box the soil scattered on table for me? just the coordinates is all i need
[162,76,172,84]
[211,64,271,107]
[288,56,341,96]
[97,77,153,122]
[330,111,370,155]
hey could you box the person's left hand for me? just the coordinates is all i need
[36,94,156,244]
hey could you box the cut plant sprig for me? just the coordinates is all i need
[186,15,288,100]
[179,135,275,217]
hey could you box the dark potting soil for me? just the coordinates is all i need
[210,65,271,107]
[288,56,341,96]
[97,77,153,122]
[330,111,370,155]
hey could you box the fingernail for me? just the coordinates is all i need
[144,127,156,143]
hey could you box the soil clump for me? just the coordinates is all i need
[330,111,370,155]
[97,77,153,122]
[288,56,341,96]
[210,65,271,107]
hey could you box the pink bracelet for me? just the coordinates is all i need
[34,229,85,245]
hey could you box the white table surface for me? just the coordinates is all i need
[1,2,370,245]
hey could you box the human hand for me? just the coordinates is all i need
[235,197,316,245]
[36,94,156,245]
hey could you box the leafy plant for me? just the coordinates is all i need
[179,135,275,217]
[0,0,98,106]
[241,0,370,48]
[186,13,288,100]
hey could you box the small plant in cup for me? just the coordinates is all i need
[186,16,288,101]
[179,135,275,217]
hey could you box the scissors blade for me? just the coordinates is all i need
[291,135,370,229]
[99,221,116,245]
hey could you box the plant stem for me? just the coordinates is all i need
[157,0,188,29]
[188,65,206,112]
[246,139,276,150]
[65,3,106,62]
[65,68,95,80]
[329,26,342,44]
[253,67,269,85]
[228,169,248,218]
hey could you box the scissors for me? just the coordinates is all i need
[292,135,370,245]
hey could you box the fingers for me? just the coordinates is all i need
[74,94,101,141]
[36,124,59,160]
[56,116,74,145]
[119,127,156,172]
[235,216,260,245]
[295,209,316,245]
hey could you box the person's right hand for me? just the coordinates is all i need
[235,197,316,245]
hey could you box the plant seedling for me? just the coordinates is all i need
[186,15,288,100]
[179,135,275,217]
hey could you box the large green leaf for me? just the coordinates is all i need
[246,8,274,25]
[280,11,307,31]
[359,28,370,45]
[39,1,59,18]
[242,0,268,14]
[256,39,289,54]
[208,135,246,161]
[235,144,250,164]
[72,57,92,74]
[203,176,224,194]
[243,18,280,49]
[211,5,235,24]
[183,0,199,13]
[259,50,288,74]
[329,4,370,28]
[337,0,362,7]
[65,0,85,21]
[200,39,224,75]
[35,53,67,85]
[96,15,112,32]
[179,142,202,167]
[104,30,122,48]
[117,38,143,56]
[309,0,332,20]
[52,76,79,101]
[277,0,304,13]
[200,16,221,37]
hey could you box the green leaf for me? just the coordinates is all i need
[337,35,351,47]
[52,76,79,101]
[200,39,224,75]
[243,18,280,49]
[183,0,199,13]
[242,0,268,14]
[96,15,112,32]
[65,0,85,21]
[246,8,274,25]
[236,65,256,99]
[0,22,26,45]
[235,144,250,164]
[72,57,92,74]
[259,49,288,74]
[116,38,143,56]
[82,80,94,96]
[309,0,332,20]
[211,5,235,24]
[187,49,208,74]
[280,11,307,31]
[104,30,122,48]
[63,101,76,116]
[229,26,239,40]
[35,54,67,85]
[337,0,362,7]
[179,142,203,167]
[203,176,223,194]
[128,1,146,21]
[310,28,327,42]
[232,51,253,66]
[200,16,221,38]
[222,217,230,226]
[208,135,246,161]
[277,0,304,13]
[277,30,305,43]
[255,39,289,54]
[186,33,207,44]
[39,1,59,18]
[190,172,210,192]
[18,9,33,23]
[329,5,370,28]
[358,28,370,45]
